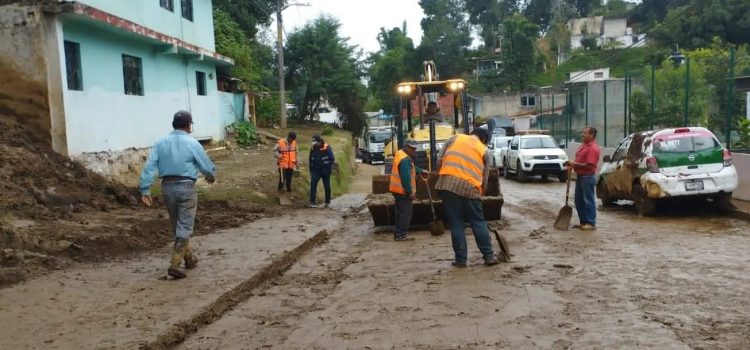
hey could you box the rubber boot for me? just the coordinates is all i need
[184,239,198,269]
[167,238,187,279]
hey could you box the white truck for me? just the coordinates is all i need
[357,126,394,164]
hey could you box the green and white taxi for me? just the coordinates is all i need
[597,127,738,215]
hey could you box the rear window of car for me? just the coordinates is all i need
[652,133,720,153]
[521,137,558,149]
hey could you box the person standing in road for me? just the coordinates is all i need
[274,131,298,192]
[307,134,335,208]
[566,126,601,231]
[140,110,216,279]
[389,138,428,241]
[436,128,499,267]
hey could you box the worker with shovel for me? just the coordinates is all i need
[274,131,299,193]
[389,138,428,241]
[565,126,601,231]
[436,128,499,267]
[139,110,216,279]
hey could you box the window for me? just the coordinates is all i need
[64,41,82,91]
[195,71,206,96]
[520,136,558,149]
[594,72,604,79]
[122,54,144,96]
[160,0,173,11]
[520,95,536,107]
[181,0,193,21]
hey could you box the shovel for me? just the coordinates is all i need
[421,175,445,236]
[277,168,292,206]
[490,228,511,263]
[554,167,573,231]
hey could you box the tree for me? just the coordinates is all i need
[650,0,750,50]
[212,0,279,38]
[417,0,473,79]
[368,24,420,111]
[565,0,603,17]
[523,0,553,34]
[284,16,368,134]
[465,0,520,49]
[500,14,541,91]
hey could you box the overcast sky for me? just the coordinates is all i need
[273,0,426,54]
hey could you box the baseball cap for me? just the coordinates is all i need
[172,110,193,129]
[405,138,418,149]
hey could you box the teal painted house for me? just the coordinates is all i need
[0,0,237,179]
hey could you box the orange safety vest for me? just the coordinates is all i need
[277,139,298,169]
[389,150,416,195]
[439,134,486,194]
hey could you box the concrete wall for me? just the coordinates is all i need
[568,80,628,147]
[603,18,627,37]
[76,0,216,50]
[565,142,750,201]
[218,91,244,130]
[60,19,221,155]
[474,92,568,119]
[0,4,66,151]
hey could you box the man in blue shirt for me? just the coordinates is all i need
[306,134,335,208]
[140,110,216,279]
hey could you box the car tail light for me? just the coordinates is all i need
[723,149,733,167]
[646,156,659,173]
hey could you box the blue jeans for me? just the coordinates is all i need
[439,191,494,263]
[574,175,597,226]
[162,181,198,240]
[310,170,331,204]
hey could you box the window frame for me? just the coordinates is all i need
[181,0,193,21]
[520,95,536,107]
[195,71,207,96]
[159,0,174,11]
[122,54,144,96]
[64,40,83,91]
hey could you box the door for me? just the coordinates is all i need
[602,136,632,196]
[508,136,520,171]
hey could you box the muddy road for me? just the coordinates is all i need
[178,168,750,349]
[2,165,749,349]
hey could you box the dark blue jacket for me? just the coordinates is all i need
[309,143,334,174]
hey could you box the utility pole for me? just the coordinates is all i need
[276,0,311,129]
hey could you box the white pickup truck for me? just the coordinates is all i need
[501,132,569,182]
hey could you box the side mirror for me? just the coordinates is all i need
[603,155,612,163]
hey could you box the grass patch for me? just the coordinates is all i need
[533,48,650,86]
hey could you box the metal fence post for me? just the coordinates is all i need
[585,84,589,126]
[726,47,736,149]
[628,75,633,133]
[624,70,628,137]
[604,80,608,146]
[650,64,656,131]
[684,58,690,126]
[552,91,556,137]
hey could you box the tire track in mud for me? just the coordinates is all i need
[176,214,375,349]
[141,227,335,350]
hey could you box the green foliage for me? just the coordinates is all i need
[368,25,419,110]
[645,0,750,49]
[532,48,650,87]
[321,124,334,136]
[629,90,651,132]
[254,94,280,127]
[734,119,750,148]
[417,0,473,79]
[499,14,541,91]
[465,0,520,49]
[231,121,258,148]
[523,0,553,33]
[566,0,603,17]
[212,0,277,38]
[213,8,275,92]
[580,36,599,50]
[285,16,368,136]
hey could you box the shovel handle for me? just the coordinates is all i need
[564,167,572,205]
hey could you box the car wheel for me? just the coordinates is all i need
[517,160,527,182]
[558,171,568,183]
[715,192,733,212]
[597,179,616,207]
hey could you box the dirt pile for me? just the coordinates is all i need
[0,113,137,219]
[0,113,275,288]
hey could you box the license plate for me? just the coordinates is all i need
[685,180,704,191]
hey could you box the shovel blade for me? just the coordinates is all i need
[278,192,292,206]
[428,221,445,236]
[554,205,573,231]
